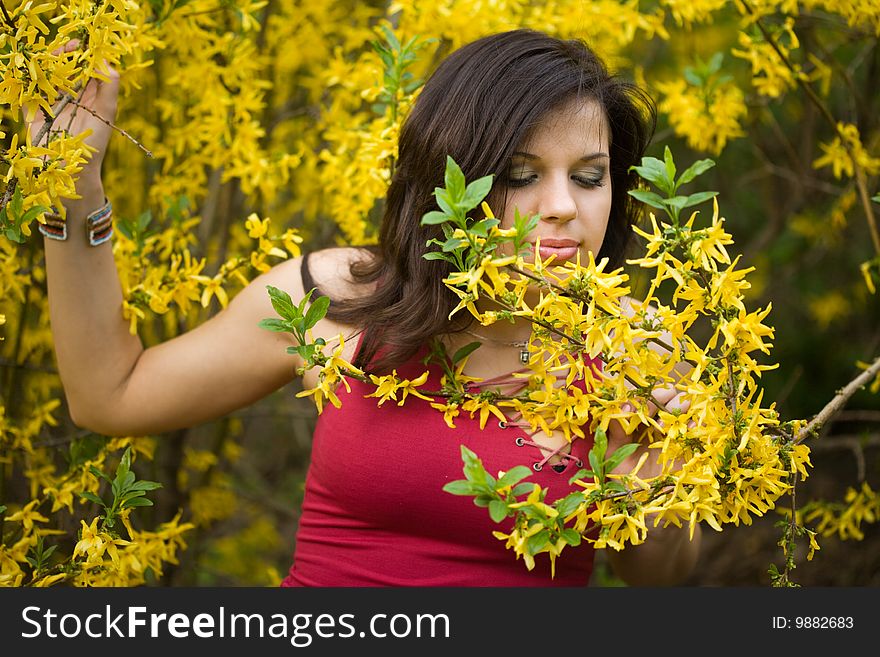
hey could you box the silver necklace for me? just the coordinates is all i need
[463,329,531,364]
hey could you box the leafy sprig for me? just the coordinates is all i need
[78,447,162,530]
[628,145,718,224]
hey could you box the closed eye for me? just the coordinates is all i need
[572,175,605,188]
[506,174,538,188]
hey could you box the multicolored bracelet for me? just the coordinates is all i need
[38,198,114,247]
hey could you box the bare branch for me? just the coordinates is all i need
[67,98,154,157]
[796,355,880,443]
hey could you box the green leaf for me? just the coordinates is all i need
[444,156,466,202]
[118,470,135,492]
[0,505,6,514]
[467,218,499,237]
[605,481,627,494]
[303,295,331,330]
[422,251,455,262]
[526,530,550,556]
[10,186,23,219]
[443,479,477,495]
[630,157,672,196]
[452,341,481,365]
[258,318,290,332]
[488,499,508,523]
[129,480,162,492]
[663,146,676,185]
[683,68,702,87]
[79,492,104,506]
[676,158,715,188]
[266,285,297,320]
[434,187,456,217]
[495,465,532,489]
[560,528,582,546]
[441,236,467,252]
[679,191,719,209]
[567,468,595,484]
[89,465,109,482]
[473,494,494,507]
[121,497,153,508]
[555,493,582,518]
[664,195,691,212]
[593,427,608,461]
[296,287,315,314]
[137,210,153,232]
[379,23,401,52]
[20,205,49,225]
[459,443,478,462]
[628,189,667,210]
[605,443,639,472]
[871,193,880,204]
[588,450,602,482]
[420,210,450,225]
[461,175,493,211]
[511,483,534,497]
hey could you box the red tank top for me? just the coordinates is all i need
[280,336,597,586]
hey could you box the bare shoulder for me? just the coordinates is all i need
[303,246,377,301]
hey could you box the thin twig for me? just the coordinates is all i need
[795,355,880,443]
[67,98,154,157]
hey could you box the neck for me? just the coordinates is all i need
[465,316,533,344]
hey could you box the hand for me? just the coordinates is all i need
[606,382,691,480]
[25,39,120,185]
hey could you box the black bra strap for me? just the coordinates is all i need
[300,252,323,298]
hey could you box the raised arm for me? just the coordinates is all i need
[32,48,310,437]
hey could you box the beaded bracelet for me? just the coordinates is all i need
[38,198,114,246]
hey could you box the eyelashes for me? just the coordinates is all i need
[504,173,606,188]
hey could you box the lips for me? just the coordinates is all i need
[530,238,580,263]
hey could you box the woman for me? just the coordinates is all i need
[33,29,701,586]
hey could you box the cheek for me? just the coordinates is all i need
[580,192,613,252]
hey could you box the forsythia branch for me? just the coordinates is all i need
[796,355,880,444]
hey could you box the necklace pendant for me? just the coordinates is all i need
[519,349,529,364]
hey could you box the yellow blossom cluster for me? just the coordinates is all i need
[795,482,880,541]
[655,78,747,155]
[813,123,880,180]
[732,18,803,98]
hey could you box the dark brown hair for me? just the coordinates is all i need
[328,28,656,373]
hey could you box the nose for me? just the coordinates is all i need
[537,174,578,223]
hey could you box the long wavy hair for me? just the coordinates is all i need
[327,29,656,373]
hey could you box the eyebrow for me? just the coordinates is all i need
[512,151,609,162]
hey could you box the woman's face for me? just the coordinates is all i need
[500,98,612,266]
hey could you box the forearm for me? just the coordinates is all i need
[605,521,701,587]
[44,176,144,428]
